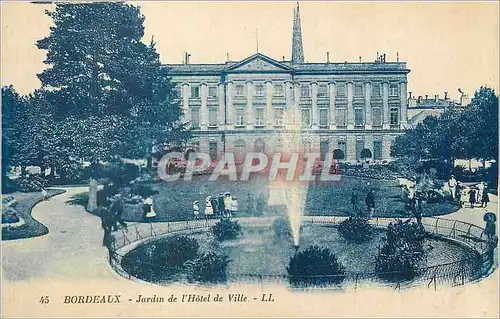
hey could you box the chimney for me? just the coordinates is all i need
[434,95,439,103]
[418,96,423,103]
[359,56,362,63]
[327,52,330,63]
[425,94,428,100]
[226,53,230,62]
[282,56,285,62]
[186,53,191,64]
[408,91,412,99]
[444,91,448,100]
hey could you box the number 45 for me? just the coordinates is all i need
[39,296,50,304]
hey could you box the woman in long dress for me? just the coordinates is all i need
[204,196,214,220]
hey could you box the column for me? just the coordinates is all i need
[226,81,234,129]
[346,134,356,162]
[285,80,293,125]
[266,80,273,127]
[200,83,208,130]
[364,82,372,130]
[311,82,318,129]
[182,83,190,124]
[382,81,390,129]
[347,82,354,129]
[218,82,225,127]
[329,82,336,130]
[400,81,408,128]
[382,135,393,161]
[294,82,301,126]
[246,81,254,128]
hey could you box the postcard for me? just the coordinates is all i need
[1,1,499,318]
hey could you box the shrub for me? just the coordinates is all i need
[337,217,374,243]
[255,194,266,216]
[186,252,231,283]
[15,174,48,193]
[287,246,346,286]
[211,218,242,241]
[273,217,292,239]
[2,207,20,224]
[375,220,427,281]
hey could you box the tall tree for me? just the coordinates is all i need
[36,3,189,166]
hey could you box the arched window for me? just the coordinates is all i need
[254,139,265,153]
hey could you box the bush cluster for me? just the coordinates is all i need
[287,246,346,286]
[211,218,242,241]
[14,174,49,193]
[273,217,292,239]
[337,217,374,243]
[186,252,231,283]
[375,220,427,281]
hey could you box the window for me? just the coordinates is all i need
[208,86,217,98]
[209,141,218,160]
[191,85,200,99]
[390,107,399,125]
[356,138,364,161]
[371,83,381,97]
[209,109,218,127]
[319,109,329,127]
[389,83,399,97]
[320,141,328,161]
[301,84,310,98]
[235,108,245,126]
[318,84,328,97]
[191,109,200,128]
[301,108,311,127]
[373,140,382,160]
[274,108,284,126]
[354,108,364,126]
[235,84,245,97]
[255,108,264,126]
[255,84,265,97]
[372,108,382,126]
[336,83,346,97]
[354,83,364,96]
[336,108,347,126]
[234,139,246,153]
[273,84,284,97]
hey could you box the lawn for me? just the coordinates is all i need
[2,189,65,240]
[110,174,459,222]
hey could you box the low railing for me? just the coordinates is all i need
[108,216,496,290]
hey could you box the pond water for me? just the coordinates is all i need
[121,222,478,284]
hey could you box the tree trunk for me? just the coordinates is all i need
[20,166,27,177]
[469,159,472,171]
[49,166,56,180]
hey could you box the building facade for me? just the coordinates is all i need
[165,4,410,163]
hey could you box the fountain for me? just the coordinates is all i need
[268,107,309,250]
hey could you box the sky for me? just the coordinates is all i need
[1,1,499,101]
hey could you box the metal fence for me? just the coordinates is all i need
[108,216,496,290]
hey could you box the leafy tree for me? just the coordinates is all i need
[211,218,242,241]
[36,3,189,166]
[332,149,345,160]
[186,252,231,283]
[360,148,372,161]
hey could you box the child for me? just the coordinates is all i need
[481,189,490,208]
[143,196,156,222]
[230,196,238,217]
[204,196,214,220]
[469,188,477,208]
[193,200,200,220]
[41,188,48,201]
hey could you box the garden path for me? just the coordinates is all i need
[2,186,498,318]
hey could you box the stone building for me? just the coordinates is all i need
[165,3,410,163]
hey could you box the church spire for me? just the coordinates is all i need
[291,2,304,64]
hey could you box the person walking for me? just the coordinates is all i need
[460,186,469,208]
[204,196,214,220]
[230,196,238,217]
[41,188,49,201]
[469,187,477,208]
[143,196,156,222]
[365,189,375,218]
[477,182,485,203]
[109,195,127,231]
[481,188,490,208]
[217,193,225,218]
[193,200,200,220]
[224,193,232,218]
[448,175,457,200]
[350,190,359,216]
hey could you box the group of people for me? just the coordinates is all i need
[448,176,490,208]
[350,189,376,217]
[193,192,239,220]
